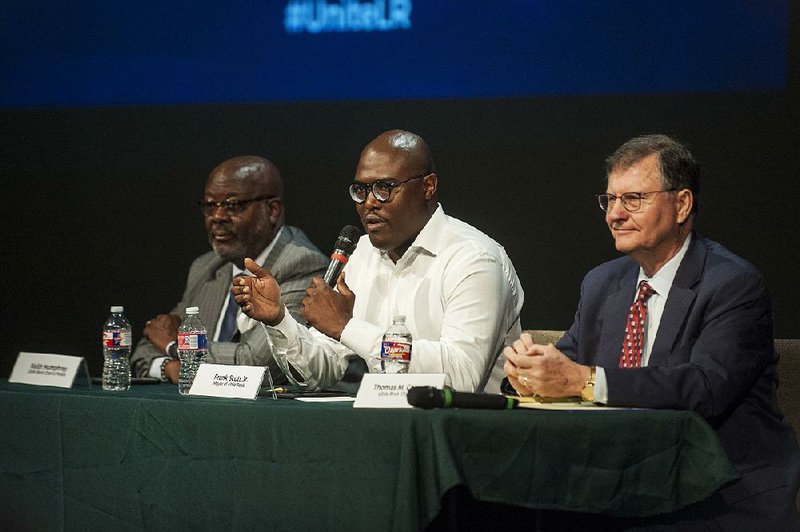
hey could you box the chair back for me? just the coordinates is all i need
[775,339,800,446]
[774,339,800,511]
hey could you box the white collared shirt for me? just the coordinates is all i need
[595,234,692,402]
[264,205,524,393]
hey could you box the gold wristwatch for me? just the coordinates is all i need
[580,366,596,403]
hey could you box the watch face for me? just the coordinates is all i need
[580,383,595,403]
[166,341,178,358]
[580,366,596,402]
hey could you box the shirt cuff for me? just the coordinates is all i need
[594,366,609,404]
[237,312,258,334]
[149,356,168,380]
[262,311,312,388]
[339,317,383,359]
[268,306,298,342]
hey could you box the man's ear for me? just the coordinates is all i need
[269,198,283,223]
[423,173,438,200]
[676,189,693,224]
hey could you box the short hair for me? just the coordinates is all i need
[605,134,700,214]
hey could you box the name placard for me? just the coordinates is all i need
[9,352,87,388]
[353,373,446,409]
[188,363,265,400]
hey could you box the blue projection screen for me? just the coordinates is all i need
[0,0,789,108]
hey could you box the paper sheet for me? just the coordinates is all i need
[294,396,356,402]
[513,396,630,410]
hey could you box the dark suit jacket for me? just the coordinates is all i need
[131,225,327,381]
[557,234,799,528]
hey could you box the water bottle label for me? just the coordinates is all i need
[381,341,411,361]
[103,330,132,348]
[178,333,208,350]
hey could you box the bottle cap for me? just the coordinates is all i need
[393,314,406,322]
[110,306,124,313]
[186,306,200,314]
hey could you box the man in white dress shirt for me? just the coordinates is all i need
[233,129,524,393]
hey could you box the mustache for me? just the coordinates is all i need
[362,213,387,223]
[210,220,234,231]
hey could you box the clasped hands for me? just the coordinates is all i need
[503,332,591,398]
[232,257,355,341]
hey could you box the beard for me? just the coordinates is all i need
[207,215,273,268]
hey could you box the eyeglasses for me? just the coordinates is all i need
[348,174,428,204]
[597,189,675,212]
[198,196,276,217]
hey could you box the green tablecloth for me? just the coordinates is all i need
[0,379,737,531]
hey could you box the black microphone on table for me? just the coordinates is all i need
[407,386,519,410]
[323,225,361,287]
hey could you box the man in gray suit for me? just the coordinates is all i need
[131,155,327,384]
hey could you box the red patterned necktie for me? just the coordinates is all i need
[619,280,656,368]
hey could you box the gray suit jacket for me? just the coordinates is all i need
[131,225,327,383]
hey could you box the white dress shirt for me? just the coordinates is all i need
[594,234,692,402]
[265,205,524,393]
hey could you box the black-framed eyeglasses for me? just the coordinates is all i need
[348,173,428,204]
[198,196,276,217]
[597,189,675,213]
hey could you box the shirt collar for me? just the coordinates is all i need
[407,203,447,256]
[637,233,692,296]
[376,203,446,262]
[231,225,284,277]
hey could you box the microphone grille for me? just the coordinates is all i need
[407,386,441,409]
[336,225,361,255]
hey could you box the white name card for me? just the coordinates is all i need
[188,363,266,400]
[9,352,86,388]
[353,373,446,408]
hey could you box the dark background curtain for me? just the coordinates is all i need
[1,3,797,377]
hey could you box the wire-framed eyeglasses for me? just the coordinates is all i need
[198,196,276,217]
[596,189,675,213]
[348,174,428,204]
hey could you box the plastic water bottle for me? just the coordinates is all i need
[177,306,208,395]
[380,315,412,374]
[102,305,132,391]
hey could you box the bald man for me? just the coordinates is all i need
[233,130,524,393]
[131,156,327,384]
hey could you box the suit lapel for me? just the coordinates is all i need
[241,230,293,368]
[597,265,639,367]
[262,226,291,271]
[649,234,706,365]
[202,258,233,338]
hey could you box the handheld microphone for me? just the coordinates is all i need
[407,386,518,410]
[323,225,361,287]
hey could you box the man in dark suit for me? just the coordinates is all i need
[504,134,799,530]
[131,155,327,384]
